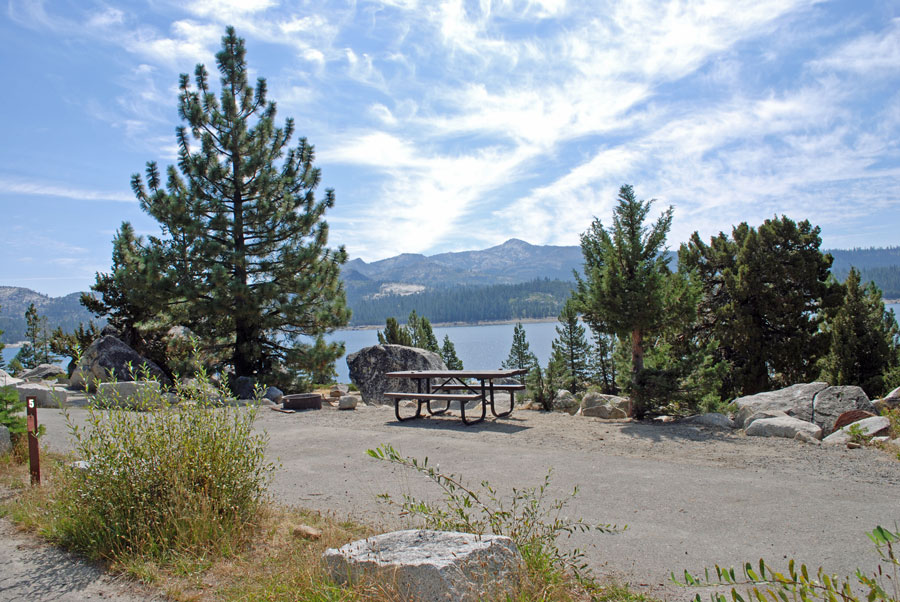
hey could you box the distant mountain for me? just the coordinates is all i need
[0,287,103,344]
[345,238,584,287]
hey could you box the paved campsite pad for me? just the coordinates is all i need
[34,404,900,601]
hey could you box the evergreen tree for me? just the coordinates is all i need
[821,268,899,396]
[410,312,440,353]
[440,335,464,370]
[95,28,349,382]
[377,317,413,346]
[50,322,101,376]
[0,304,5,369]
[590,331,618,394]
[680,216,837,396]
[82,222,167,352]
[17,303,56,369]
[573,185,677,409]
[502,322,537,383]
[550,301,591,394]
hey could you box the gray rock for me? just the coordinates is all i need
[745,416,823,440]
[0,369,21,387]
[743,409,789,429]
[578,392,631,418]
[732,383,829,428]
[232,376,257,400]
[323,529,522,602]
[884,385,900,400]
[681,413,736,429]
[811,386,874,434]
[346,345,446,405]
[822,416,891,445]
[20,364,66,380]
[794,430,822,445]
[330,384,349,398]
[264,386,284,403]
[16,382,68,408]
[0,425,10,455]
[338,394,359,410]
[178,378,224,404]
[94,381,163,409]
[553,390,578,412]
[70,336,171,392]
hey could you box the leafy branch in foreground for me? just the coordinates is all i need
[673,525,899,602]
[367,443,621,580]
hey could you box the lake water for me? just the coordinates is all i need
[4,302,898,383]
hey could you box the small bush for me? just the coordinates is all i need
[0,385,26,441]
[53,369,273,565]
[675,526,899,602]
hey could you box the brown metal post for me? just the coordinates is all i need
[26,396,40,485]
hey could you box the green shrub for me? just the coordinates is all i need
[53,369,273,564]
[0,385,26,441]
[674,526,899,602]
[367,443,620,582]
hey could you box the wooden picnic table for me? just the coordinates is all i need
[384,369,528,425]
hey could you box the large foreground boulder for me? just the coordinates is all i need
[733,383,875,434]
[681,412,736,429]
[346,345,446,405]
[745,415,823,440]
[0,369,22,387]
[324,530,522,601]
[70,336,171,392]
[16,382,68,408]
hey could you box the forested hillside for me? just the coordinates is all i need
[827,247,900,297]
[0,287,102,343]
[347,279,573,326]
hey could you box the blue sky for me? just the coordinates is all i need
[2,0,900,297]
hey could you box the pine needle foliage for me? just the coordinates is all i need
[91,27,349,381]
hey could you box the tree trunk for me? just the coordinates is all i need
[631,328,644,384]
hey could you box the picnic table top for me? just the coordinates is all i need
[385,368,528,379]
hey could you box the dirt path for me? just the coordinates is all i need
[28,404,900,601]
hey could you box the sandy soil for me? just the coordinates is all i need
[20,402,900,601]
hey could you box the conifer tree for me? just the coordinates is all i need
[440,335,464,370]
[377,317,413,346]
[502,322,537,383]
[591,332,618,394]
[95,28,349,382]
[407,311,440,352]
[680,216,837,396]
[16,303,56,369]
[550,301,591,394]
[821,268,899,396]
[574,184,675,399]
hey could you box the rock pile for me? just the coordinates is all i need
[346,345,446,405]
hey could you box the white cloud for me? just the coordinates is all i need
[813,18,900,75]
[0,177,134,203]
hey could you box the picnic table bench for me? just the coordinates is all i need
[384,369,528,425]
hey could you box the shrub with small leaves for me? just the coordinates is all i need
[674,525,899,602]
[367,443,620,582]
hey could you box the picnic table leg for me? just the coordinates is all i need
[459,380,487,425]
[393,378,424,422]
[426,377,451,416]
[489,380,515,418]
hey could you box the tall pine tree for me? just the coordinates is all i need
[440,335,464,370]
[573,185,676,407]
[550,301,591,394]
[502,322,537,383]
[96,28,349,382]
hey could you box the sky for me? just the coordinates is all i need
[2,0,900,298]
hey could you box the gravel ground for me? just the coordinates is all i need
[19,401,900,601]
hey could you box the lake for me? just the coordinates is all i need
[4,302,899,382]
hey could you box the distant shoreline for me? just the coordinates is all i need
[340,317,558,331]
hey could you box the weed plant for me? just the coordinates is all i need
[674,526,899,602]
[52,366,273,565]
[367,443,620,585]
